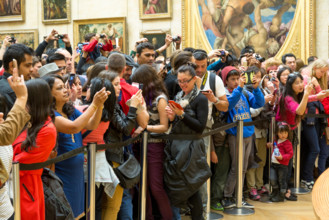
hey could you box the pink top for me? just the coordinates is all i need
[276,96,299,129]
[75,105,110,147]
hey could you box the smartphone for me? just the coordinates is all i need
[273,88,278,95]
[168,100,184,110]
[201,90,210,93]
[246,71,254,85]
[68,74,76,87]
[132,82,144,90]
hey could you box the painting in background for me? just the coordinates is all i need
[74,18,126,53]
[142,32,167,57]
[0,30,38,49]
[0,0,24,22]
[42,0,70,24]
[198,0,297,58]
[140,0,171,19]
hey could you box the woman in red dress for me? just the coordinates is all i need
[12,79,57,220]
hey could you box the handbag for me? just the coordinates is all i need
[113,153,141,189]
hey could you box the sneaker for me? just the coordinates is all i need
[258,186,269,195]
[211,202,224,211]
[222,197,236,209]
[249,188,261,201]
[242,199,254,209]
[301,180,314,190]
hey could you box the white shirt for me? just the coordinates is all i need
[201,71,226,123]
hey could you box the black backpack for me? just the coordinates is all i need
[42,168,74,220]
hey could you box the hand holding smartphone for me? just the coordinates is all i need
[168,100,184,110]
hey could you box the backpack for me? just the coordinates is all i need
[42,168,74,220]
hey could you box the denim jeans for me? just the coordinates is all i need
[117,189,133,220]
[301,120,321,181]
[270,163,288,193]
[318,135,329,175]
[171,206,181,220]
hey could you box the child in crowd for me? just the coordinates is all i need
[220,66,265,209]
[80,33,113,63]
[269,122,294,202]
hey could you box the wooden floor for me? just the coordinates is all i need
[182,193,316,220]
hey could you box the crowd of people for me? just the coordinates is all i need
[0,28,328,220]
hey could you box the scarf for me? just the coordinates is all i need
[175,84,200,109]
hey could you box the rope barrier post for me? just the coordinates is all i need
[224,120,254,216]
[206,132,223,219]
[12,161,21,220]
[291,124,309,194]
[87,143,97,220]
[139,132,148,220]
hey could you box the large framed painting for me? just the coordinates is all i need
[73,17,126,53]
[42,0,71,24]
[140,30,171,58]
[140,0,171,20]
[183,0,315,61]
[0,29,38,49]
[0,0,25,22]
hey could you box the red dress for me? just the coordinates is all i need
[12,118,57,220]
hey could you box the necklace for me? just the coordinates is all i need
[60,112,75,143]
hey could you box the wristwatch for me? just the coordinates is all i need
[213,97,220,105]
[178,112,185,120]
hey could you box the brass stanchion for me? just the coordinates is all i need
[12,161,21,220]
[139,132,148,220]
[291,124,309,194]
[224,120,254,216]
[87,143,97,220]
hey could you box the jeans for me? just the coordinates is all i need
[318,135,329,175]
[117,189,133,220]
[301,120,321,181]
[171,206,181,220]
[211,146,230,204]
[270,163,288,193]
[224,135,253,197]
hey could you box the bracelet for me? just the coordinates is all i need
[90,104,98,111]
[213,97,220,105]
[178,112,185,120]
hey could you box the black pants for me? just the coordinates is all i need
[81,184,104,220]
[188,191,204,220]
[270,163,288,193]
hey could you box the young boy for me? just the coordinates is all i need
[220,66,265,209]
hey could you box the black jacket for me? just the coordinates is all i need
[0,72,16,114]
[105,103,137,164]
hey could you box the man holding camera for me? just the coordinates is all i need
[82,33,113,64]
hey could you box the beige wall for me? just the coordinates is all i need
[0,0,182,53]
[315,0,329,59]
[0,0,327,59]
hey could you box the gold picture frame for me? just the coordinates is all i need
[42,0,71,24]
[0,0,25,22]
[0,29,38,49]
[73,17,127,54]
[182,0,316,62]
[140,30,172,58]
[139,0,172,20]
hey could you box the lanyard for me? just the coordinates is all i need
[200,71,208,90]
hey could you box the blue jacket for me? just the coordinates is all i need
[226,86,265,137]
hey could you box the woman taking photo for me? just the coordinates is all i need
[44,74,109,219]
[77,77,118,220]
[299,59,329,190]
[131,64,172,220]
[12,78,57,220]
[165,64,210,220]
[99,70,148,220]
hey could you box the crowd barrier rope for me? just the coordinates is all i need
[12,113,329,219]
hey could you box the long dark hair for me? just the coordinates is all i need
[43,74,75,117]
[21,79,54,151]
[131,64,168,109]
[88,77,116,122]
[279,73,304,119]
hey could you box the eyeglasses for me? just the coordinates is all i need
[177,77,194,85]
